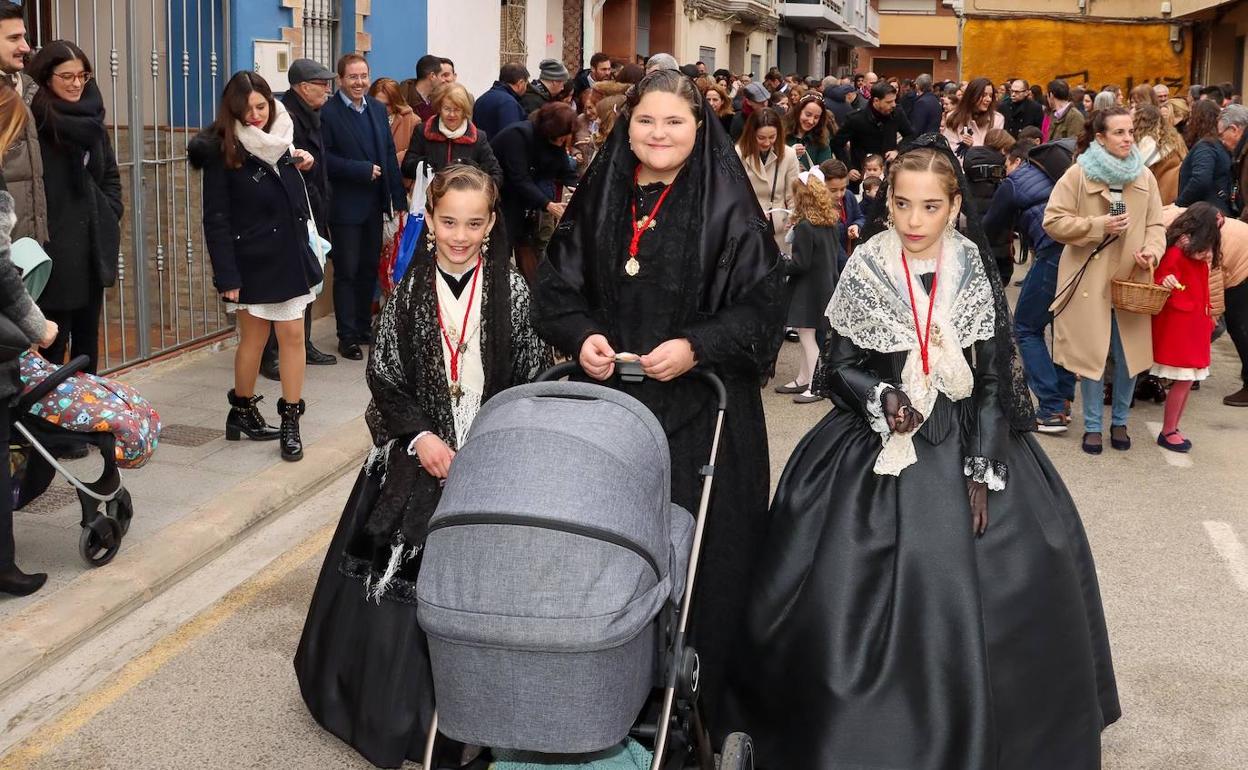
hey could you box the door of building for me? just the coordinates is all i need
[24,1,231,372]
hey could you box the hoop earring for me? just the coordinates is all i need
[426,230,436,254]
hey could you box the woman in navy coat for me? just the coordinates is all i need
[190,71,323,463]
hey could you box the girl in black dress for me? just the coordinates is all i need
[294,165,550,769]
[533,69,784,742]
[727,137,1120,769]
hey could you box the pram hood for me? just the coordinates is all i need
[416,380,699,753]
[418,380,693,653]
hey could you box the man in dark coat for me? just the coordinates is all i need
[830,81,916,174]
[822,83,858,132]
[321,54,406,360]
[730,82,769,141]
[0,4,47,245]
[261,58,339,378]
[909,74,943,136]
[473,62,529,141]
[408,54,441,122]
[519,58,569,116]
[1003,79,1044,138]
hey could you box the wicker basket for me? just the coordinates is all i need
[1112,264,1171,316]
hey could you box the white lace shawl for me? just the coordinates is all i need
[826,228,996,476]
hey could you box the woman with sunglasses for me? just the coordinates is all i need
[26,41,122,376]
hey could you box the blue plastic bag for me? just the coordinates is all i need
[392,211,423,286]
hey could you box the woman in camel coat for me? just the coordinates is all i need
[1043,106,1166,454]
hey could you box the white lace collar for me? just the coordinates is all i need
[826,228,997,476]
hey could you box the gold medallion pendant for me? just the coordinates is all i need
[625,257,640,277]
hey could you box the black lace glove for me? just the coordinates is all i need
[881,388,924,434]
[967,479,989,536]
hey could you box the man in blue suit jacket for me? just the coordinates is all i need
[320,53,406,359]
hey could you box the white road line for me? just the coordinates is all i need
[1204,521,1248,593]
[1146,421,1193,468]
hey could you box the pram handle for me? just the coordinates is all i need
[534,360,727,412]
[17,354,92,411]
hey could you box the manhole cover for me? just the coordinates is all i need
[160,424,225,447]
[19,484,79,515]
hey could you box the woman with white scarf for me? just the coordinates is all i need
[728,140,1120,769]
[189,71,325,462]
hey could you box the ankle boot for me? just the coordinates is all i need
[0,565,48,597]
[277,398,306,461]
[226,389,281,441]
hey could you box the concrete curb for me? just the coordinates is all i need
[0,417,372,700]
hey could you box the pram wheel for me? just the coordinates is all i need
[79,513,123,567]
[107,489,134,536]
[717,733,753,770]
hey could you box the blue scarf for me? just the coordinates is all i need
[1077,141,1144,186]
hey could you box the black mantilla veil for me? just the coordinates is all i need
[538,73,783,353]
[860,132,1036,432]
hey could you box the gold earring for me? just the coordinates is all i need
[886,210,895,230]
[945,217,956,236]
[481,235,491,256]
[426,230,436,254]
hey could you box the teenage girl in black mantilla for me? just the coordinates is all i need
[190,71,323,462]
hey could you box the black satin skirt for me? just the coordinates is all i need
[724,403,1120,770]
[293,468,436,769]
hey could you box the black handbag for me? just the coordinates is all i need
[0,312,31,362]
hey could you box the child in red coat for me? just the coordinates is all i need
[1152,202,1222,452]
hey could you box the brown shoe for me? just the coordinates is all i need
[1224,388,1248,407]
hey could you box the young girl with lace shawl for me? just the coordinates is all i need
[294,165,551,769]
[774,166,842,404]
[1152,202,1222,453]
[726,139,1120,770]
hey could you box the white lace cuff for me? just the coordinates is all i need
[963,457,1008,491]
[865,382,894,440]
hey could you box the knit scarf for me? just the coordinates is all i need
[31,81,108,195]
[438,118,469,141]
[234,99,295,168]
[1077,141,1144,186]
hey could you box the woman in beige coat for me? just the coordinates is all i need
[736,107,800,254]
[1044,106,1166,454]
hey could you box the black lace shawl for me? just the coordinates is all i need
[348,233,552,599]
[860,133,1036,432]
[534,97,785,375]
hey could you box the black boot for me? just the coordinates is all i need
[277,398,305,462]
[0,566,48,597]
[305,342,337,365]
[258,353,280,382]
[226,389,281,441]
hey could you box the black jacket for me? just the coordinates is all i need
[1003,98,1044,138]
[281,89,330,231]
[188,133,324,304]
[823,84,857,130]
[831,103,915,172]
[401,119,504,189]
[963,146,1011,258]
[519,80,557,117]
[490,120,577,240]
[34,117,122,312]
[909,92,943,136]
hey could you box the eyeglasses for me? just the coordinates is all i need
[52,71,92,85]
[1009,89,1027,95]
[342,74,369,83]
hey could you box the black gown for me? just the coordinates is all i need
[535,161,785,741]
[294,256,551,769]
[725,274,1120,769]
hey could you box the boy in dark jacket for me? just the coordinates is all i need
[819,159,865,270]
[983,146,1074,433]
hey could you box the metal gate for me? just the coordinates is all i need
[30,1,231,372]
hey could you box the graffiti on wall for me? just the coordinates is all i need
[962,18,1192,96]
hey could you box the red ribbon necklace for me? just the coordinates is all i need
[626,167,675,276]
[434,257,482,404]
[900,250,939,377]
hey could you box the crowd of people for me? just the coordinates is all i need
[0,11,1244,767]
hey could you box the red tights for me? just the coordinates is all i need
[1161,380,1193,442]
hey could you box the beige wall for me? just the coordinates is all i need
[680,15,773,75]
[879,13,958,46]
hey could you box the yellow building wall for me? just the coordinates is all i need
[962,18,1193,92]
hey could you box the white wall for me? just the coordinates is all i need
[429,0,501,99]
[524,0,566,76]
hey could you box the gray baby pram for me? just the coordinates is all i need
[416,362,753,770]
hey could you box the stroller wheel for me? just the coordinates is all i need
[79,513,123,567]
[718,733,753,770]
[107,489,134,536]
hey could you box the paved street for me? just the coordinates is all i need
[2,332,1247,769]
